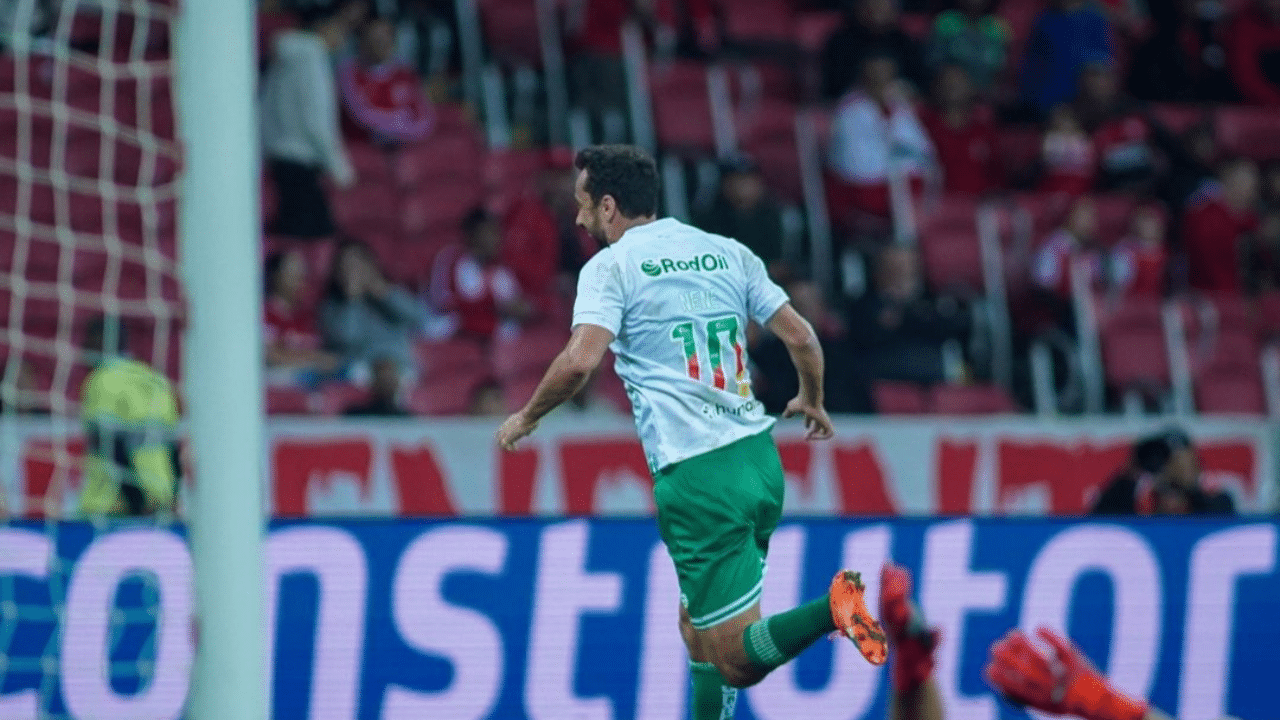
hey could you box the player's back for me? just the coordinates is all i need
[574,217,789,473]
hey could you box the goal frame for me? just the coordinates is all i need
[175,1,267,718]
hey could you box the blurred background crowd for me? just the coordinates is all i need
[8,0,1280,420]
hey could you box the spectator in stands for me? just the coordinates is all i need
[1262,160,1280,209]
[260,2,356,238]
[1109,202,1168,297]
[920,64,1001,195]
[429,208,536,343]
[344,355,409,416]
[264,250,343,388]
[319,238,423,375]
[827,54,936,220]
[1127,0,1232,102]
[822,0,927,101]
[926,0,1010,93]
[338,15,434,145]
[847,245,969,388]
[1158,116,1219,213]
[1021,0,1112,116]
[1073,59,1157,193]
[1183,156,1261,293]
[1228,0,1280,106]
[693,155,788,274]
[0,360,48,415]
[752,279,860,413]
[1038,104,1095,195]
[502,148,596,306]
[1091,427,1235,514]
[1031,195,1102,299]
[1245,208,1280,292]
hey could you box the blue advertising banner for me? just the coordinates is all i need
[0,517,1276,720]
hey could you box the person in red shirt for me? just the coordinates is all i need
[337,15,434,144]
[1032,195,1103,299]
[1109,202,1168,297]
[1183,157,1260,293]
[429,208,537,342]
[920,63,1002,196]
[1228,0,1280,106]
[1039,104,1096,196]
[1073,59,1156,193]
[500,149,596,310]
[264,249,343,387]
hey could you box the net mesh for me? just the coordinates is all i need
[1,0,183,716]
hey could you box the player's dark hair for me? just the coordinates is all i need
[573,145,659,219]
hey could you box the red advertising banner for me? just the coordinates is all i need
[1,416,1273,517]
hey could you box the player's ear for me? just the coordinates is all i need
[601,194,617,221]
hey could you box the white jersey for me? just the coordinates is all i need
[573,217,790,472]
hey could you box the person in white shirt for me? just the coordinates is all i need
[827,53,936,220]
[495,145,888,720]
[260,3,356,238]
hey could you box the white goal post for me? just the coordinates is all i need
[176,0,267,718]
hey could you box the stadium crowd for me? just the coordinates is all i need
[248,0,1280,418]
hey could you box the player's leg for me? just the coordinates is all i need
[670,432,885,691]
[881,562,943,720]
[681,603,747,719]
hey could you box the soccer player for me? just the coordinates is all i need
[496,144,887,719]
[78,316,182,516]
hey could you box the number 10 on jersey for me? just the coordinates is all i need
[670,316,750,397]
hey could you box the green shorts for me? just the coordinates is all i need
[653,429,784,630]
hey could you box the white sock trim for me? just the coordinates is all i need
[747,619,785,666]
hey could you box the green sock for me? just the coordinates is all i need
[740,595,836,671]
[689,661,737,720]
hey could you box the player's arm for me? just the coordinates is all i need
[766,303,833,440]
[496,322,614,450]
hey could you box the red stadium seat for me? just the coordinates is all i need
[1101,326,1170,389]
[994,128,1043,186]
[919,226,984,295]
[930,383,1019,414]
[722,0,796,43]
[650,61,717,154]
[593,353,632,413]
[735,100,803,203]
[393,132,484,189]
[408,368,489,415]
[502,374,543,413]
[484,148,549,205]
[313,381,369,416]
[266,386,314,415]
[1150,103,1209,136]
[1091,194,1138,246]
[331,184,399,231]
[415,337,486,377]
[347,141,393,185]
[399,182,485,237]
[872,381,929,414]
[1195,370,1266,415]
[478,0,542,67]
[793,11,842,54]
[1217,107,1280,160]
[1258,290,1280,339]
[490,325,569,381]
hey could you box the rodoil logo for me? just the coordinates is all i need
[641,254,729,277]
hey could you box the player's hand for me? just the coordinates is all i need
[497,411,539,451]
[985,627,1147,720]
[783,397,834,440]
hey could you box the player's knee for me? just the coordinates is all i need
[714,657,764,688]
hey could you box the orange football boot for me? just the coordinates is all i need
[829,570,888,665]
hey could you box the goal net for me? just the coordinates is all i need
[1,0,187,717]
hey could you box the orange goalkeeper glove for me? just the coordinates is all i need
[985,627,1147,720]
